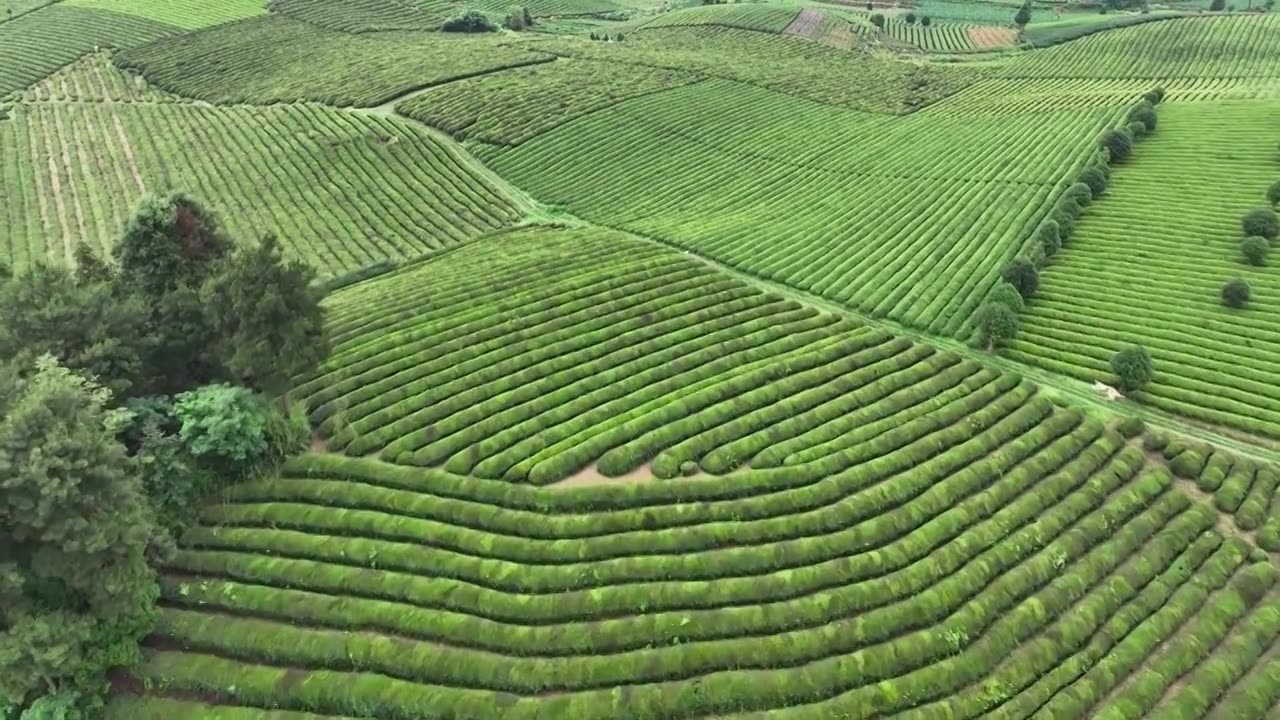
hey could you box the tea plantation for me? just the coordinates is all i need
[2,0,1280,718]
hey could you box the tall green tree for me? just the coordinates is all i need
[202,234,328,394]
[0,358,159,713]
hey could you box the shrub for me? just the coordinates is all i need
[1242,236,1269,266]
[1116,416,1145,438]
[1063,182,1094,207]
[172,384,268,469]
[1210,0,1225,9]
[1002,257,1039,298]
[1099,128,1133,162]
[1268,179,1280,206]
[1126,120,1148,138]
[904,12,917,23]
[1037,219,1061,256]
[988,281,1025,312]
[504,6,527,30]
[1110,345,1153,392]
[1078,165,1108,197]
[1014,0,1032,25]
[1169,450,1207,478]
[975,302,1019,347]
[1127,102,1157,132]
[1242,207,1279,239]
[866,1,873,8]
[442,10,496,32]
[1141,431,1168,452]
[1221,278,1251,308]
[921,15,932,26]
[1142,86,1165,105]
[871,13,885,28]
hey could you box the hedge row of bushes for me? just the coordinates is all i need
[976,91,1163,352]
[1034,538,1251,718]
[167,436,1128,659]
[157,500,1212,698]
[143,475,1195,718]
[105,696,344,720]
[451,312,843,480]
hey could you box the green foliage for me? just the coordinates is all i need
[1126,119,1148,139]
[1115,415,1146,438]
[1142,86,1165,105]
[988,281,1025,312]
[1037,219,1062,256]
[904,11,916,23]
[201,235,328,395]
[0,265,150,398]
[1063,181,1094,208]
[1001,258,1039,298]
[1210,0,1224,10]
[1221,277,1251,309]
[1110,344,1153,392]
[1241,236,1269,266]
[114,192,231,300]
[1241,207,1279,239]
[1267,179,1280,206]
[920,15,931,26]
[172,384,269,467]
[1127,101,1157,132]
[1099,127,1133,162]
[1077,165,1108,198]
[503,5,527,30]
[975,301,1019,347]
[442,10,495,32]
[870,12,885,28]
[0,358,158,711]
[1014,0,1032,26]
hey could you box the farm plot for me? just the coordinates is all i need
[879,16,979,52]
[782,8,863,50]
[395,58,701,145]
[486,79,1126,336]
[1008,101,1280,441]
[0,94,524,275]
[17,52,181,104]
[466,0,651,16]
[638,4,800,33]
[927,76,1280,117]
[1005,14,1280,79]
[61,0,265,30]
[268,0,459,32]
[0,4,176,98]
[110,228,1280,719]
[115,16,553,108]
[525,26,980,114]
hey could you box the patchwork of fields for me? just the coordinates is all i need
[111,230,1280,718]
[6,2,1280,717]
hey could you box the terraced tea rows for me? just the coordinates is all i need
[1004,14,1280,79]
[487,78,1127,336]
[17,52,180,104]
[638,4,799,33]
[396,57,700,145]
[928,76,1280,117]
[0,4,176,97]
[116,15,553,108]
[879,17,980,52]
[61,0,265,29]
[1009,101,1280,442]
[0,93,524,274]
[269,0,457,32]
[525,26,979,114]
[109,227,1280,719]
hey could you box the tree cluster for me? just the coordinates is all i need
[0,193,328,717]
[504,5,534,30]
[442,9,496,32]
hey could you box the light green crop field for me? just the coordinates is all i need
[486,78,1125,335]
[1009,101,1280,441]
[60,0,266,29]
[0,4,176,97]
[107,227,1280,719]
[638,3,801,32]
[269,0,458,32]
[0,59,524,275]
[114,15,554,107]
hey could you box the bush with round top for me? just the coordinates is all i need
[904,11,917,23]
[1078,165,1108,197]
[1037,219,1061,256]
[1001,257,1039,298]
[871,13,885,28]
[920,15,931,26]
[1126,120,1147,139]
[1268,179,1280,206]
[1127,102,1157,133]
[975,301,1019,347]
[1242,207,1279,239]
[1110,345,1153,392]
[1099,128,1133,162]
[1242,236,1269,266]
[1063,182,1093,207]
[1221,278,1251,308]
[988,281,1024,312]
[1142,86,1165,105]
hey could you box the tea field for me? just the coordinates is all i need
[3,0,1280,717]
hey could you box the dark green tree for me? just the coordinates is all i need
[1242,236,1269,266]
[1002,257,1040,298]
[976,302,1019,347]
[1242,207,1279,239]
[1099,127,1134,162]
[988,281,1025,312]
[1063,181,1094,208]
[1037,218,1062,255]
[1127,102,1157,132]
[201,234,328,395]
[1110,345,1153,392]
[71,242,113,286]
[1142,86,1165,105]
[1077,165,1108,197]
[1210,0,1225,10]
[0,265,149,398]
[522,5,533,25]
[114,193,231,300]
[0,358,159,714]
[1222,278,1252,308]
[1014,0,1032,26]
[442,10,496,32]
[870,13,886,28]
[920,15,932,26]
[1268,179,1280,206]
[904,11,916,23]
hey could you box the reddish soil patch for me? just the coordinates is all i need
[968,25,1018,49]
[550,462,658,489]
[783,8,826,39]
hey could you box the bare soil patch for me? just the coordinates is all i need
[783,8,826,39]
[968,26,1018,49]
[550,462,658,489]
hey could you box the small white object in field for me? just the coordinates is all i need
[1093,381,1123,401]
